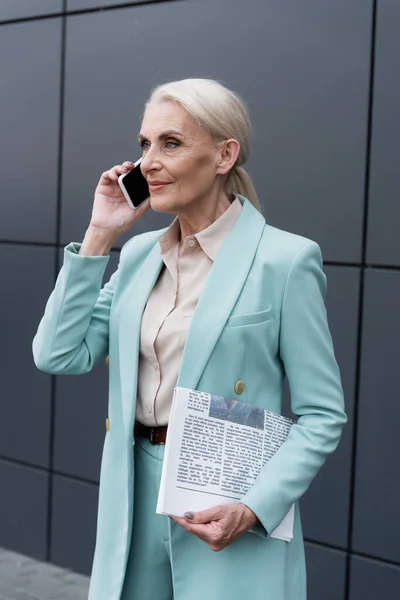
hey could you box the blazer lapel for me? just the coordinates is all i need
[177,197,266,390]
[118,243,164,440]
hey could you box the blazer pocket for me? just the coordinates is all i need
[226,308,273,328]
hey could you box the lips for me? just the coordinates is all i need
[148,181,172,191]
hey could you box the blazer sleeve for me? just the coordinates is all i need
[32,242,117,375]
[242,241,347,536]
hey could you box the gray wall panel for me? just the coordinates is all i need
[0,460,49,560]
[251,0,371,263]
[0,245,55,468]
[366,0,400,266]
[352,270,400,562]
[288,267,359,547]
[0,19,61,243]
[51,475,98,575]
[0,1,62,20]
[305,543,346,600]
[1,0,400,594]
[61,7,174,248]
[61,0,370,262]
[53,252,119,481]
[68,0,156,9]
[350,556,400,600]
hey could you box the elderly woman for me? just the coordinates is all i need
[33,78,347,600]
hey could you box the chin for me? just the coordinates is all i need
[149,192,184,215]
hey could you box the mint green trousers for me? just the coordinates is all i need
[120,437,305,600]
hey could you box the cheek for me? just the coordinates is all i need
[173,153,215,189]
[160,155,189,185]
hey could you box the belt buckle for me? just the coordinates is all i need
[149,427,155,444]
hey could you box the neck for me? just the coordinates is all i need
[177,189,233,245]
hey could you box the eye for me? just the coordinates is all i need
[139,140,150,150]
[166,140,180,148]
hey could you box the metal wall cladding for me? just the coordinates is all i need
[67,0,157,9]
[2,1,400,598]
[350,556,400,599]
[0,460,49,560]
[305,543,347,600]
[0,18,61,243]
[50,475,98,574]
[352,270,400,563]
[0,1,62,20]
[0,245,56,468]
[366,0,400,266]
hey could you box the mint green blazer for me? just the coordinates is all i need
[33,195,346,600]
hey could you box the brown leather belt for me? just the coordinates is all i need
[134,422,168,445]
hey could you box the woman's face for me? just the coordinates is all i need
[138,100,223,214]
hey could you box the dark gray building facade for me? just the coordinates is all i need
[0,1,399,599]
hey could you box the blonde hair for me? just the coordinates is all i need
[146,78,260,210]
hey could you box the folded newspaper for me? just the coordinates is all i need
[156,387,295,542]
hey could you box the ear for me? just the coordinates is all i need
[215,139,240,175]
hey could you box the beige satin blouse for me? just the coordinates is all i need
[135,197,242,426]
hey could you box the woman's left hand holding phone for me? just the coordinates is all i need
[79,161,150,256]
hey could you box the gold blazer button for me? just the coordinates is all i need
[234,380,245,395]
[106,418,110,432]
[105,355,109,366]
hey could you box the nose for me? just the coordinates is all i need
[140,146,161,175]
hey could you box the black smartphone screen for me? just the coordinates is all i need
[122,165,150,208]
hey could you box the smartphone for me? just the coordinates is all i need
[118,157,150,209]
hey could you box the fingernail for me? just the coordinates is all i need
[184,512,194,520]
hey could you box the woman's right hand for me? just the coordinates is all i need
[79,161,150,256]
[89,161,150,237]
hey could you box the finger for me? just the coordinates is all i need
[103,168,119,182]
[111,164,129,177]
[105,166,126,183]
[172,517,227,551]
[186,523,215,538]
[170,516,186,528]
[170,516,198,531]
[170,517,213,539]
[184,505,223,524]
[177,518,217,538]
[99,170,116,185]
[122,161,135,168]
[171,517,201,540]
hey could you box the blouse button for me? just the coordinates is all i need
[234,380,245,395]
[188,239,195,247]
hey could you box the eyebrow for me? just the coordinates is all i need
[138,129,184,142]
